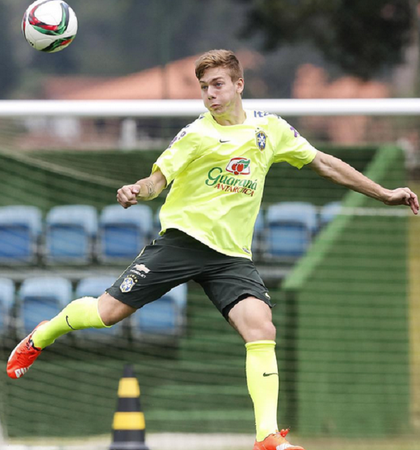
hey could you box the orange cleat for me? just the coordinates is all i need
[253,429,305,450]
[6,321,48,379]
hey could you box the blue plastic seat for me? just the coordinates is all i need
[133,283,187,336]
[0,206,42,264]
[75,276,123,339]
[265,202,318,258]
[320,201,342,227]
[45,205,98,264]
[0,278,15,336]
[76,276,115,298]
[18,277,72,336]
[99,204,153,262]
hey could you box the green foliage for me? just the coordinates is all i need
[239,0,414,79]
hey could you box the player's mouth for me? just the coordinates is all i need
[210,103,221,109]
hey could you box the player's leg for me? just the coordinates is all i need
[32,292,135,348]
[7,293,134,379]
[7,230,202,379]
[228,298,304,450]
[197,248,304,450]
[228,298,279,439]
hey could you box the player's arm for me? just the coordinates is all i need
[309,150,419,215]
[117,169,167,208]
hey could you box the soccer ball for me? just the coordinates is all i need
[22,0,78,53]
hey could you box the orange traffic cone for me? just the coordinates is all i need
[109,364,150,450]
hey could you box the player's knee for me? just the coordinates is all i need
[257,320,276,341]
[242,319,276,342]
[98,292,135,326]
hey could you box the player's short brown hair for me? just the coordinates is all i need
[195,49,243,81]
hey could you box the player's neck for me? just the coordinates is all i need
[212,105,246,126]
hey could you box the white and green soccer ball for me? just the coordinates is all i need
[22,0,78,53]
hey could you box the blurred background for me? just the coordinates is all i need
[0,1,420,450]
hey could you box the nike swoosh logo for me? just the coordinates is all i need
[263,372,278,377]
[219,139,230,143]
[66,315,75,330]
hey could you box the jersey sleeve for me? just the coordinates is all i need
[271,117,317,169]
[152,124,202,185]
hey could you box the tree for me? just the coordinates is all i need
[0,3,18,98]
[239,0,415,80]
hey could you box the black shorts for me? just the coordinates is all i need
[106,229,272,320]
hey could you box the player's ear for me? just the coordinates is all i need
[236,78,245,95]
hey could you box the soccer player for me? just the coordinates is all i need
[7,50,419,450]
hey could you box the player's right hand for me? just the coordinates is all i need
[117,184,140,209]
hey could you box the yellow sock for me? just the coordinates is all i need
[32,296,109,349]
[246,340,279,441]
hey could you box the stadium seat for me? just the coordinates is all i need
[98,204,153,262]
[320,201,342,227]
[75,275,123,338]
[0,278,15,337]
[18,277,72,336]
[45,205,98,264]
[0,205,42,264]
[132,283,187,336]
[265,202,318,259]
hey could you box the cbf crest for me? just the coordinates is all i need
[120,275,137,293]
[255,129,267,151]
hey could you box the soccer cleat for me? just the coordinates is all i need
[253,429,305,450]
[6,321,48,379]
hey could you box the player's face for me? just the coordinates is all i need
[199,67,244,118]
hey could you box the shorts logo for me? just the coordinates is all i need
[134,264,150,274]
[256,129,267,151]
[226,157,251,176]
[120,276,136,293]
[131,264,151,279]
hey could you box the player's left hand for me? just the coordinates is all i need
[384,187,419,215]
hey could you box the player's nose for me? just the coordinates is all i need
[207,87,216,99]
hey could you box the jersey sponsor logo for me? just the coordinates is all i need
[205,166,258,197]
[226,157,251,176]
[120,275,137,293]
[255,129,267,151]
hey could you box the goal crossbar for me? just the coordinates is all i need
[0,98,420,118]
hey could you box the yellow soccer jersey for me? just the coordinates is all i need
[152,110,317,259]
